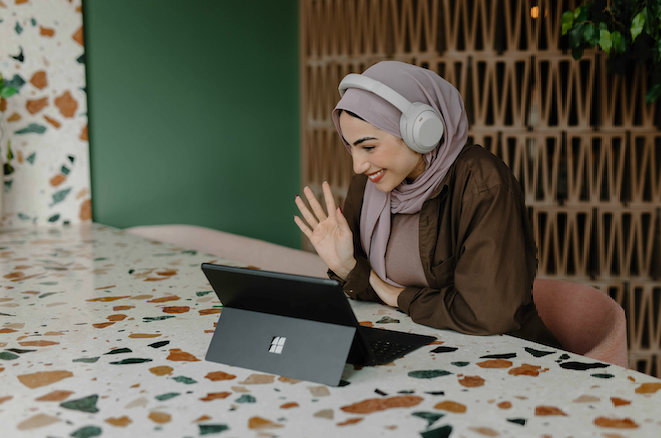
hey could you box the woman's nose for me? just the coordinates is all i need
[353,153,369,175]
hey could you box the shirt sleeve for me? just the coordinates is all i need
[397,183,536,335]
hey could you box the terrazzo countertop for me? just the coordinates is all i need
[1,224,661,438]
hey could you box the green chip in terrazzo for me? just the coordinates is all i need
[199,424,230,435]
[70,426,102,438]
[73,357,99,363]
[155,392,180,401]
[0,352,20,360]
[109,358,153,365]
[172,376,197,384]
[60,395,99,413]
[235,394,256,403]
[408,370,452,379]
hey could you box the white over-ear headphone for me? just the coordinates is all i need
[338,73,444,154]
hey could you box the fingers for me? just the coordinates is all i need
[293,215,313,239]
[303,186,328,223]
[322,181,337,219]
[295,194,319,229]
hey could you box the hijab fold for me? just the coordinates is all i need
[332,61,469,287]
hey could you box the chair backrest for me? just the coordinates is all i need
[532,279,628,368]
[125,224,329,278]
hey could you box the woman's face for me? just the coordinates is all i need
[339,111,425,193]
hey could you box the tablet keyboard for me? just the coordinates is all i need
[370,339,417,363]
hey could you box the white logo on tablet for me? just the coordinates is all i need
[269,336,286,354]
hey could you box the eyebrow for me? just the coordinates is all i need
[351,136,378,147]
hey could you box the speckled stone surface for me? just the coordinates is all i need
[1,224,660,438]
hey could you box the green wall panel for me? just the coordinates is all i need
[84,0,300,248]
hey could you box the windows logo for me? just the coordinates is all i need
[269,336,286,354]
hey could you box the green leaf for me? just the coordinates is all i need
[599,29,612,54]
[574,3,590,22]
[0,87,17,98]
[573,6,582,20]
[562,11,574,35]
[6,143,13,161]
[631,12,644,42]
[642,7,654,35]
[583,24,596,45]
[599,22,607,31]
[590,24,601,46]
[570,23,585,49]
[572,47,585,60]
[611,31,622,53]
[646,83,661,103]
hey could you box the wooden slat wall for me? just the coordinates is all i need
[300,0,661,375]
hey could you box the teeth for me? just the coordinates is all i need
[368,170,384,180]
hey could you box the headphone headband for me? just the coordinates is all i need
[338,74,412,114]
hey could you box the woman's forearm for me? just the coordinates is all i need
[369,270,404,307]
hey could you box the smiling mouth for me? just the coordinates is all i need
[367,169,385,182]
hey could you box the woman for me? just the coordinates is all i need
[294,61,559,347]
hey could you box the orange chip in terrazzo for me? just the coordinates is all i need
[162,306,189,313]
[458,376,485,387]
[18,370,73,389]
[105,416,132,427]
[148,412,171,424]
[87,296,131,302]
[593,417,639,429]
[35,390,73,402]
[635,383,661,394]
[147,296,180,303]
[434,400,466,413]
[166,349,200,362]
[508,364,547,376]
[477,359,513,369]
[340,395,423,414]
[248,417,283,429]
[611,397,631,407]
[240,374,275,384]
[149,366,173,376]
[337,418,363,426]
[200,392,231,401]
[535,406,568,416]
[19,340,59,347]
[205,371,236,381]
[107,314,127,321]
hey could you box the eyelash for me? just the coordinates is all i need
[362,146,374,151]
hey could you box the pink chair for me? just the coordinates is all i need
[532,279,628,368]
[125,224,329,278]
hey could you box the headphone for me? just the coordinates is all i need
[338,73,444,154]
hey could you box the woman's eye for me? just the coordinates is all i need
[363,146,374,151]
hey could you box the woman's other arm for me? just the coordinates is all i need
[397,182,535,335]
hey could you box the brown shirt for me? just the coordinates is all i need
[329,143,560,348]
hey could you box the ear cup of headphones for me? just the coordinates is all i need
[399,102,444,154]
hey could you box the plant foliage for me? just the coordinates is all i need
[562,0,661,102]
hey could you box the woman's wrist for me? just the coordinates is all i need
[334,258,357,281]
[369,270,404,307]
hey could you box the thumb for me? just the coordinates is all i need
[336,206,350,229]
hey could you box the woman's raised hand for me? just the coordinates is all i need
[294,181,356,280]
